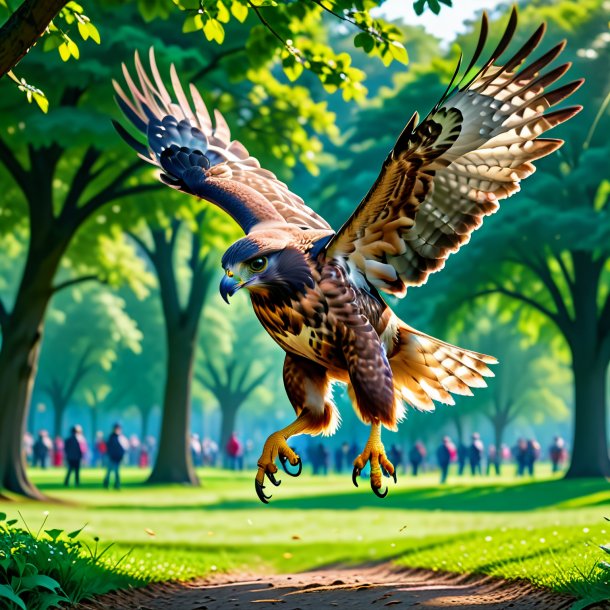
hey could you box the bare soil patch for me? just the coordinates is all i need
[78,563,583,609]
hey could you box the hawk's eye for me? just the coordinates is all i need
[248,257,268,273]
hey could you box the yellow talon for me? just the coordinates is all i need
[352,423,396,497]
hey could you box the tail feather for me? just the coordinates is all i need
[389,323,497,416]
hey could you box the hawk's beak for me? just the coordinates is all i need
[219,274,243,304]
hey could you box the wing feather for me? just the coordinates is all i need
[113,49,330,234]
[326,8,582,294]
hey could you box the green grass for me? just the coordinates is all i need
[4,465,610,605]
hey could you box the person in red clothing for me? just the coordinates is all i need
[53,436,64,467]
[226,432,243,470]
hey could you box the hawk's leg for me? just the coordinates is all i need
[255,353,338,504]
[352,422,396,498]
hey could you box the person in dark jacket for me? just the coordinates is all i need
[33,430,52,468]
[64,425,84,487]
[104,423,127,490]
[408,442,426,476]
[469,433,484,476]
[436,436,456,484]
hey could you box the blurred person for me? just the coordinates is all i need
[436,436,456,484]
[388,444,404,475]
[525,439,541,476]
[408,442,426,476]
[334,443,348,473]
[190,433,202,467]
[469,433,484,476]
[33,430,52,468]
[348,441,359,466]
[514,438,528,476]
[129,434,141,466]
[549,436,567,473]
[486,444,500,476]
[457,442,468,476]
[23,432,34,465]
[316,443,329,475]
[202,437,217,466]
[64,425,85,487]
[93,431,107,467]
[225,432,243,470]
[104,423,128,490]
[501,444,512,462]
[53,435,64,467]
[139,441,150,468]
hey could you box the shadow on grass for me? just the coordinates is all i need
[87,478,610,513]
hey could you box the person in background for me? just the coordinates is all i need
[64,425,85,487]
[469,433,484,476]
[23,432,34,466]
[486,444,500,476]
[129,434,140,466]
[549,436,567,473]
[139,440,150,468]
[32,430,52,468]
[315,443,329,475]
[225,432,243,470]
[525,438,541,476]
[53,436,64,467]
[190,433,202,467]
[104,423,128,489]
[334,444,344,473]
[436,436,456,484]
[408,441,426,476]
[93,431,107,467]
[514,438,528,476]
[389,444,404,475]
[457,441,468,476]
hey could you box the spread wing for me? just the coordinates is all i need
[113,48,330,234]
[325,8,582,296]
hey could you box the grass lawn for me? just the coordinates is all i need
[4,465,610,604]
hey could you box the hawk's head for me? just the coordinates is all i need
[219,235,314,303]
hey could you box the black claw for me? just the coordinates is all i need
[255,479,272,504]
[267,471,281,487]
[352,466,360,488]
[279,455,302,477]
[371,481,388,498]
[392,470,398,484]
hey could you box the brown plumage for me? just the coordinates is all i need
[114,8,581,501]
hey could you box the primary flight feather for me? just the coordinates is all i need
[114,8,582,502]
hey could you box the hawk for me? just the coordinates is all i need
[114,8,581,502]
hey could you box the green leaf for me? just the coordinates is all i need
[0,512,6,521]
[203,17,225,44]
[183,13,203,33]
[67,524,87,539]
[5,519,18,526]
[216,1,230,23]
[413,0,426,16]
[58,42,71,61]
[77,20,89,40]
[0,585,26,610]
[388,40,408,65]
[19,574,62,592]
[231,0,248,22]
[44,528,64,541]
[354,32,374,54]
[87,22,101,44]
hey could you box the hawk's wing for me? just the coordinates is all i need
[325,8,582,296]
[113,49,330,234]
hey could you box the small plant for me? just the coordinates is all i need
[0,512,145,610]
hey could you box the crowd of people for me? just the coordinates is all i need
[24,423,569,487]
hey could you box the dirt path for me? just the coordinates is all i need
[78,563,588,609]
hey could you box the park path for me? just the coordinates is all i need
[78,563,587,610]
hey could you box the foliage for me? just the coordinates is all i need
[413,0,452,16]
[0,512,143,609]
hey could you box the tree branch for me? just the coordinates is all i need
[0,135,30,195]
[0,0,68,77]
[51,274,101,294]
[126,230,153,260]
[62,146,102,215]
[473,286,561,329]
[192,46,244,81]
[0,297,8,332]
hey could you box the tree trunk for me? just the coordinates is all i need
[0,0,68,77]
[219,400,238,465]
[52,399,67,440]
[0,239,65,498]
[147,324,199,485]
[565,351,609,478]
[565,252,610,479]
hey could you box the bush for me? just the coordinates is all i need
[0,512,145,609]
